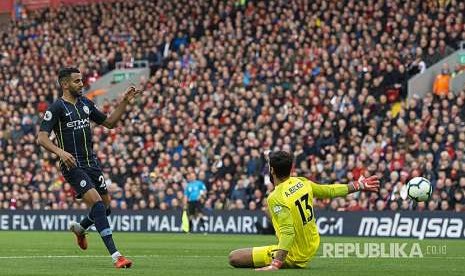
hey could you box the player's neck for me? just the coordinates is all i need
[61,92,78,105]
[274,176,290,186]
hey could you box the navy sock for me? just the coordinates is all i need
[80,215,94,229]
[91,201,117,254]
[80,207,111,230]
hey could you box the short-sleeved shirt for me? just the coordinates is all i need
[184,180,207,202]
[39,96,107,170]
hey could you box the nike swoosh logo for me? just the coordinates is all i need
[65,112,72,116]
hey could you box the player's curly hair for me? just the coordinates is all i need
[269,150,294,179]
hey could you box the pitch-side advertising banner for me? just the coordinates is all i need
[0,210,464,239]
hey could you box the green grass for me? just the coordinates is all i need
[0,231,462,275]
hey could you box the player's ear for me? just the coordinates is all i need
[58,77,69,89]
[58,79,65,89]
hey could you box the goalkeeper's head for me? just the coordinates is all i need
[268,151,294,185]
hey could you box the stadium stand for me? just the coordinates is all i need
[0,0,465,212]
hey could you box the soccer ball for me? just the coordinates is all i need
[407,177,432,202]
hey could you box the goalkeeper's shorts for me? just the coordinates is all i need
[252,244,318,269]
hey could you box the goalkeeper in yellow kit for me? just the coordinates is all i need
[228,151,380,271]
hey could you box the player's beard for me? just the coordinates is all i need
[70,87,83,98]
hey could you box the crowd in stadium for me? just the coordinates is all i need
[1,0,465,213]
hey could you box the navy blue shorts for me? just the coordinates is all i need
[187,201,203,216]
[62,166,108,199]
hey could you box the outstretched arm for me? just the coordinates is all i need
[101,86,143,129]
[311,175,380,199]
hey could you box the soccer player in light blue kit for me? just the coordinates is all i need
[183,172,207,231]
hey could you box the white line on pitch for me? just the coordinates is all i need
[0,255,224,259]
[0,255,464,260]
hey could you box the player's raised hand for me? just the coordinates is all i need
[122,85,143,104]
[355,175,380,192]
[58,150,77,169]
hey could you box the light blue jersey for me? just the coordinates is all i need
[185,180,206,202]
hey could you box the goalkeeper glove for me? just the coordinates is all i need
[353,175,380,192]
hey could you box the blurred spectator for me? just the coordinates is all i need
[433,64,451,97]
[407,48,426,76]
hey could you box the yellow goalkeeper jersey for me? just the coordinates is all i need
[267,177,348,267]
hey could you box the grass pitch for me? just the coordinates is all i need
[0,231,462,275]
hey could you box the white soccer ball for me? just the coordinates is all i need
[407,177,432,202]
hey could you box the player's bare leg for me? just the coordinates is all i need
[101,193,111,208]
[82,188,132,268]
[197,212,207,232]
[229,248,254,268]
